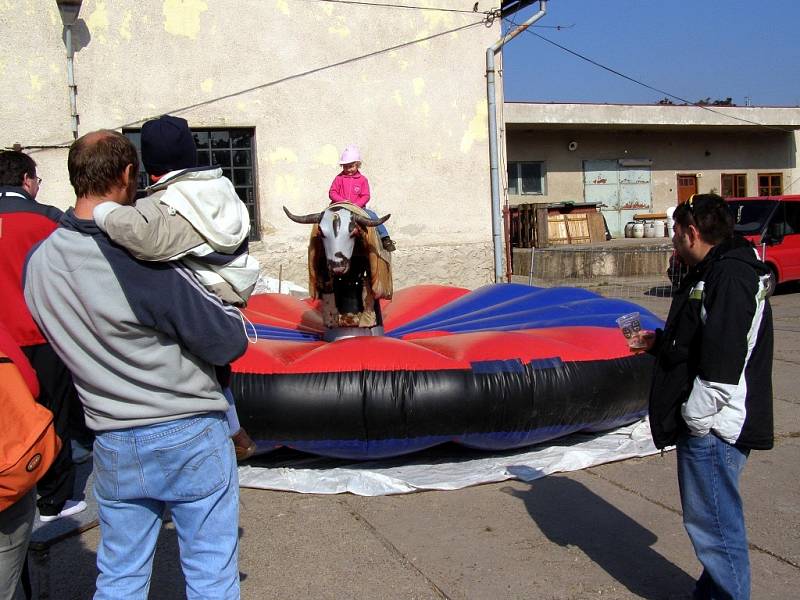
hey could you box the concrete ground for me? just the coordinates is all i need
[33,285,800,599]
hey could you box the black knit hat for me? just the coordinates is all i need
[141,115,197,176]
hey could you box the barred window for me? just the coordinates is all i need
[123,127,260,241]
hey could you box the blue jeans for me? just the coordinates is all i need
[364,208,389,239]
[677,433,751,600]
[93,413,239,600]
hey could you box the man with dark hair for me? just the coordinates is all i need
[0,150,87,522]
[640,193,773,600]
[24,130,247,599]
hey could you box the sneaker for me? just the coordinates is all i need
[232,428,256,461]
[381,237,396,252]
[39,499,88,522]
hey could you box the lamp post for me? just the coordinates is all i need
[55,0,83,139]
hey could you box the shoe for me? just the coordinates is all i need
[232,428,256,461]
[39,499,88,522]
[381,237,396,252]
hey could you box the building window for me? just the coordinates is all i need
[757,173,783,197]
[507,161,545,195]
[721,173,746,198]
[123,127,260,241]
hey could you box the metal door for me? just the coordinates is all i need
[584,160,652,238]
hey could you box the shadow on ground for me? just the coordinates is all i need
[504,475,695,600]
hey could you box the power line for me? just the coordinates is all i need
[507,18,796,134]
[18,17,488,152]
[297,0,491,15]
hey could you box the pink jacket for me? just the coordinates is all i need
[328,172,371,208]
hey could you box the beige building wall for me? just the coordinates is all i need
[507,128,797,213]
[1,0,503,290]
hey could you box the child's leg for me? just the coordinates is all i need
[222,387,256,460]
[364,208,390,239]
[222,387,241,433]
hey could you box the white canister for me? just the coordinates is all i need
[644,222,657,238]
[624,221,636,238]
[632,222,644,238]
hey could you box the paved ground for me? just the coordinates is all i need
[31,285,800,599]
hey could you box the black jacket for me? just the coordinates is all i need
[648,236,774,450]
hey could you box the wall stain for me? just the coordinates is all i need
[163,0,207,39]
[460,100,488,153]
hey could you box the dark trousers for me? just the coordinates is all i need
[21,343,78,515]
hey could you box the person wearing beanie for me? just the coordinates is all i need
[92,115,258,461]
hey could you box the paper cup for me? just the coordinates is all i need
[616,312,645,349]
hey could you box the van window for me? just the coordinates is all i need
[728,200,778,235]
[784,202,800,235]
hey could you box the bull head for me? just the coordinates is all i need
[285,205,390,278]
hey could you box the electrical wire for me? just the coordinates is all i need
[297,0,491,15]
[16,17,488,153]
[506,17,796,134]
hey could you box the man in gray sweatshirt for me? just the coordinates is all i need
[24,130,247,600]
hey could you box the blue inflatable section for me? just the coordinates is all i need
[388,283,661,337]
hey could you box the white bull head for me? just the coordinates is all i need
[284,205,390,276]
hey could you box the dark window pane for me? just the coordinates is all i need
[520,162,543,194]
[211,131,230,148]
[221,168,233,181]
[231,132,252,148]
[507,162,518,195]
[193,131,210,149]
[233,150,251,167]
[233,170,252,186]
[721,175,733,197]
[212,151,231,167]
[196,151,212,166]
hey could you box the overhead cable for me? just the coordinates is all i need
[298,0,491,15]
[17,17,487,152]
[508,18,795,133]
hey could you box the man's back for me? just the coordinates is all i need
[24,209,247,431]
[0,188,62,346]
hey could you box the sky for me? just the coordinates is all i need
[501,0,800,107]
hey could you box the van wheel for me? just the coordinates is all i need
[764,267,777,297]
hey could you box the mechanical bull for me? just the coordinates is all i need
[284,203,393,334]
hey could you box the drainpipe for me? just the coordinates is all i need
[56,0,83,140]
[486,0,547,282]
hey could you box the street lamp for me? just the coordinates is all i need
[55,0,83,139]
[55,0,82,26]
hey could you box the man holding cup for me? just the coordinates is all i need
[637,193,773,600]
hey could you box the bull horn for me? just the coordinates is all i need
[283,206,323,224]
[353,213,391,228]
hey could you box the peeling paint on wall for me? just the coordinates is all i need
[412,78,425,96]
[119,10,133,40]
[29,74,43,92]
[393,90,403,107]
[276,0,289,16]
[316,145,339,166]
[275,174,299,199]
[460,100,488,153]
[87,1,109,44]
[163,0,207,39]
[329,23,350,38]
[269,148,298,163]
[201,78,214,93]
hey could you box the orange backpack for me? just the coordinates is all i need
[0,352,61,511]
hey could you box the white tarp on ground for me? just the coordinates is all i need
[237,418,665,496]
